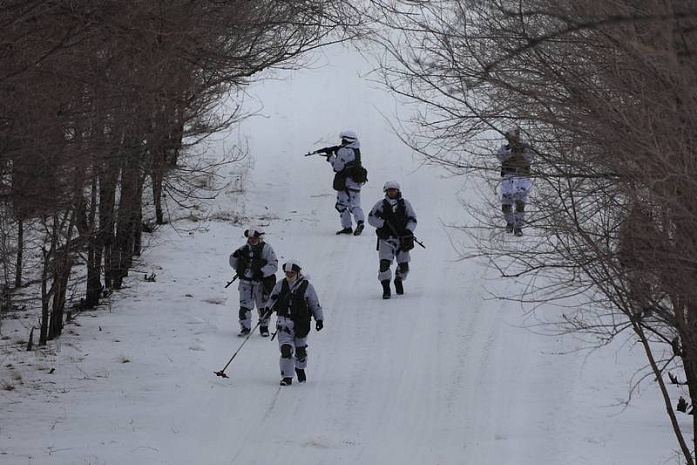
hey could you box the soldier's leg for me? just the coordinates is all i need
[277,327,296,381]
[252,282,267,323]
[251,282,270,336]
[348,190,365,225]
[377,239,397,282]
[237,281,254,331]
[395,247,411,279]
[501,178,515,231]
[513,177,531,230]
[335,190,352,229]
[378,239,398,298]
[514,200,525,229]
[238,308,252,334]
[294,339,308,383]
[394,250,410,295]
[294,339,308,369]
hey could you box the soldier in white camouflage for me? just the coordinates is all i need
[228,226,278,337]
[496,127,533,236]
[368,181,418,299]
[324,130,366,236]
[263,260,324,386]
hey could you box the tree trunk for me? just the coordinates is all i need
[14,218,23,288]
[47,211,75,340]
[39,246,50,346]
[84,177,102,309]
[166,104,184,168]
[152,144,165,225]
[99,161,117,290]
[48,249,70,340]
[133,171,144,257]
[112,146,142,289]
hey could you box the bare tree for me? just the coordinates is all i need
[0,0,363,331]
[367,0,697,461]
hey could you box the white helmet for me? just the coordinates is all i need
[339,130,358,142]
[383,181,401,192]
[244,226,265,238]
[282,259,302,273]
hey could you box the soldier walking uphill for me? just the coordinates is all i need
[228,226,278,337]
[262,260,324,386]
[318,130,367,236]
[368,181,418,299]
[496,128,533,236]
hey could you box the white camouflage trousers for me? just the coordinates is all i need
[378,237,411,282]
[500,175,531,228]
[336,189,365,229]
[237,280,270,331]
[275,316,309,379]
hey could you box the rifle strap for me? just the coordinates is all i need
[353,148,362,166]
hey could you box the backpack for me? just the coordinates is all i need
[352,164,368,184]
[351,148,368,184]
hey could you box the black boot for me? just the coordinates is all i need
[381,280,391,299]
[513,227,523,237]
[336,227,353,235]
[353,222,365,236]
[506,222,514,233]
[394,279,404,295]
[260,326,269,337]
[280,377,293,386]
[295,368,306,383]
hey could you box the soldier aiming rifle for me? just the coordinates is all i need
[306,130,368,236]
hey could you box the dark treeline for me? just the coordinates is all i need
[0,0,354,345]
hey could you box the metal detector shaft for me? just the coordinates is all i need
[214,319,263,378]
[224,275,239,289]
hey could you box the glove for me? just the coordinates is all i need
[315,320,324,331]
[252,271,263,281]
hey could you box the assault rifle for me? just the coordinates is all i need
[305,145,340,157]
[385,219,426,249]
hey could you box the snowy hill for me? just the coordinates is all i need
[0,44,685,465]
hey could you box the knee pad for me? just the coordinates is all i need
[398,262,409,273]
[515,200,525,213]
[379,259,391,273]
[296,345,307,361]
[502,204,513,214]
[238,307,250,320]
[335,202,347,213]
[281,344,293,359]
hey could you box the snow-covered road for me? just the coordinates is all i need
[0,43,682,465]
